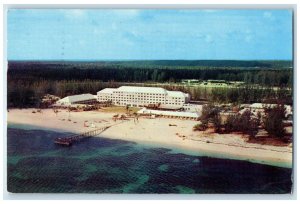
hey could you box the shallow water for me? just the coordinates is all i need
[7,126,292,193]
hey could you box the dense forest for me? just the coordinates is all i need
[8,61,293,86]
[7,60,293,108]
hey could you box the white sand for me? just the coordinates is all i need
[8,108,116,133]
[7,108,292,168]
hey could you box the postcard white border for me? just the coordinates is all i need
[1,1,298,201]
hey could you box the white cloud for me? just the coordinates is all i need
[178,9,219,14]
[93,28,105,36]
[111,23,117,31]
[205,35,214,43]
[245,35,253,43]
[79,40,86,46]
[263,11,275,20]
[111,9,140,18]
[245,29,252,34]
[203,9,218,13]
[62,9,86,20]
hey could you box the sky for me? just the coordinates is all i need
[7,9,293,60]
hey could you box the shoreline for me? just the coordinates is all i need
[7,108,293,168]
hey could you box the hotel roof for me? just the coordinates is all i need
[166,91,186,98]
[97,88,116,94]
[117,86,167,94]
[97,86,189,97]
[137,108,200,118]
[59,94,96,103]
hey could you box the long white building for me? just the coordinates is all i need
[239,103,293,118]
[137,108,200,120]
[56,93,97,106]
[97,86,190,108]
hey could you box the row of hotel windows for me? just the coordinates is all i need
[98,93,183,100]
[115,99,183,103]
[114,102,183,106]
[98,96,184,101]
[114,92,164,96]
[98,97,184,103]
[99,98,184,102]
[98,98,183,105]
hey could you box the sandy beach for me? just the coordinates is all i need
[7,108,293,168]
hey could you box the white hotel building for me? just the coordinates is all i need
[97,86,190,109]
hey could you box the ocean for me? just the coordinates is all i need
[7,125,292,194]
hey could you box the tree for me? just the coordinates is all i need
[224,114,238,133]
[263,105,286,138]
[212,113,222,133]
[224,110,260,137]
[199,104,221,133]
[193,123,208,131]
[239,110,252,132]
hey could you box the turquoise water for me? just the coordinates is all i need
[7,126,292,193]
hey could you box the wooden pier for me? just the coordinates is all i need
[54,126,110,146]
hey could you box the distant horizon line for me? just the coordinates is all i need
[7,59,293,62]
